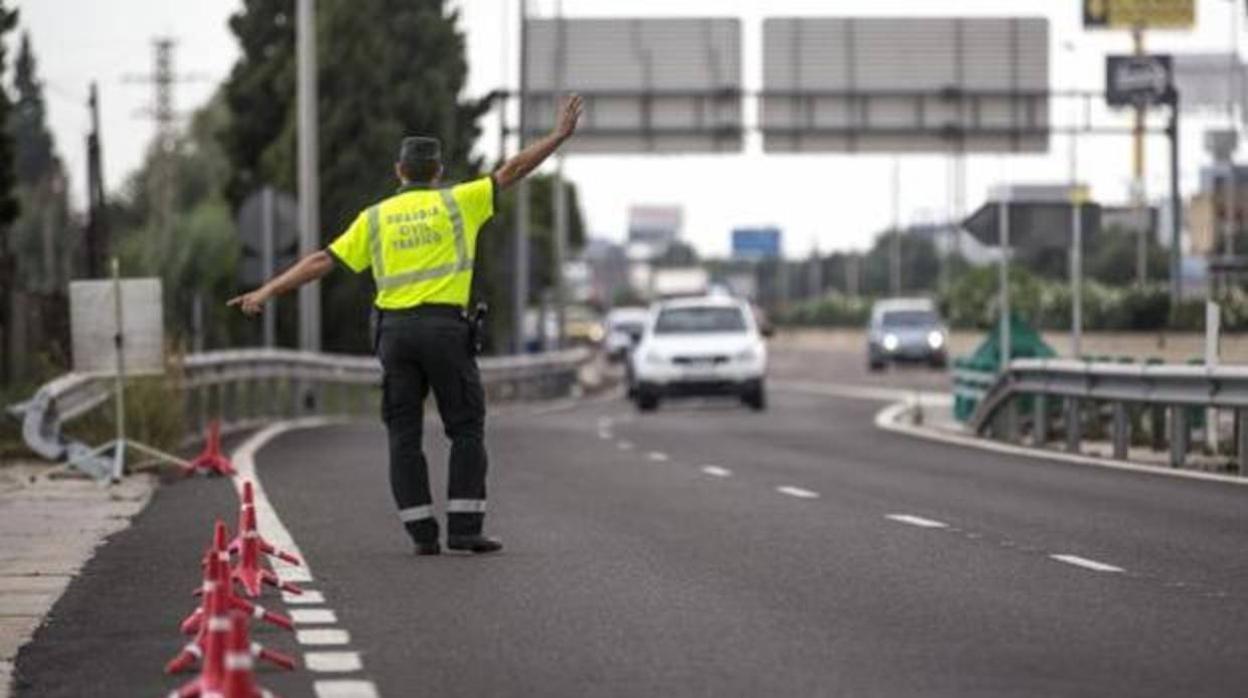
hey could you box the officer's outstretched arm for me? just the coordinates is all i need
[227,250,335,316]
[494,93,583,191]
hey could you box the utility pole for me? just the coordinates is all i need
[551,0,567,349]
[1131,26,1149,286]
[125,38,187,251]
[890,157,902,297]
[512,0,531,354]
[296,0,321,351]
[85,82,107,278]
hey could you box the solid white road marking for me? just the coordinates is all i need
[305,651,364,672]
[647,451,670,462]
[291,608,339,624]
[314,679,380,698]
[700,465,732,477]
[297,628,352,646]
[885,514,950,529]
[284,589,326,605]
[776,486,819,499]
[1050,554,1125,573]
[617,441,634,451]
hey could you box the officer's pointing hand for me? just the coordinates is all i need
[556,93,583,139]
[227,288,270,316]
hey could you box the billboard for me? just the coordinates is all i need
[628,205,682,245]
[1105,54,1175,107]
[760,17,1050,153]
[1083,0,1195,30]
[524,18,743,153]
[732,228,782,260]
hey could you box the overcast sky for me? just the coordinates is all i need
[16,0,1248,257]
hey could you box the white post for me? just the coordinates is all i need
[998,196,1011,371]
[110,257,126,480]
[1207,300,1221,453]
[296,0,321,351]
[1071,189,1084,359]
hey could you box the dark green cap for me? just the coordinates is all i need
[399,136,441,166]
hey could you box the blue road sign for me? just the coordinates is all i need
[732,228,781,260]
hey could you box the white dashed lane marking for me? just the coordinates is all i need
[314,679,381,697]
[297,628,352,646]
[305,651,364,672]
[1050,554,1125,573]
[617,441,634,451]
[886,514,949,529]
[291,608,339,624]
[284,589,326,605]
[700,465,732,478]
[776,486,819,499]
[647,451,670,462]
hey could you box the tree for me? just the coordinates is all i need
[0,1,21,386]
[10,31,71,293]
[220,0,495,353]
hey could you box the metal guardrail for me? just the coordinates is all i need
[970,358,1248,473]
[7,347,591,479]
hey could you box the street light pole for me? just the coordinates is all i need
[296,0,321,351]
[512,0,531,354]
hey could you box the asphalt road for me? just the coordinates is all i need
[13,351,1248,696]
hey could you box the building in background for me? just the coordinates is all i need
[1187,164,1248,255]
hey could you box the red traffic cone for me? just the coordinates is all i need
[221,611,284,698]
[229,481,301,567]
[184,420,235,477]
[166,612,230,695]
[180,522,292,639]
[230,499,302,598]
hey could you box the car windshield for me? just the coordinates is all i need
[654,307,747,335]
[881,310,939,328]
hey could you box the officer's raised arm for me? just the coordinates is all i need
[492,93,583,191]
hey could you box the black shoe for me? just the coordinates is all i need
[446,535,503,554]
[413,541,441,556]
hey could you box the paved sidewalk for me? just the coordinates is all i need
[0,463,154,698]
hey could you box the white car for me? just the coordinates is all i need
[603,307,650,362]
[630,296,767,412]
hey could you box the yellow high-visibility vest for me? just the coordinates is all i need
[328,176,495,308]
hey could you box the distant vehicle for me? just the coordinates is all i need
[563,304,605,346]
[604,307,650,362]
[630,296,767,412]
[651,267,710,299]
[867,298,948,371]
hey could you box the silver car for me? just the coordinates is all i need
[867,298,948,371]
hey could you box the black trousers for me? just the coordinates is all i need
[377,309,488,544]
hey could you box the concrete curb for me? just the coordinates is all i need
[874,400,1248,488]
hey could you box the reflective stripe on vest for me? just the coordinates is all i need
[367,189,473,291]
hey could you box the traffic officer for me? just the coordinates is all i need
[228,94,584,556]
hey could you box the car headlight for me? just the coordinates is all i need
[735,345,759,361]
[588,325,605,343]
[927,330,945,350]
[882,333,899,352]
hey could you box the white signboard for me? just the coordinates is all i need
[761,17,1050,153]
[524,18,743,153]
[70,278,165,375]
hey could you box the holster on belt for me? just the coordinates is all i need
[467,302,488,356]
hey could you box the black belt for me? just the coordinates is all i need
[377,303,465,319]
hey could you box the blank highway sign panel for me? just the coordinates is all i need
[70,278,165,375]
[761,17,1050,154]
[524,17,743,154]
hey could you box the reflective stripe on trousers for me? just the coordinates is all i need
[368,189,472,291]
